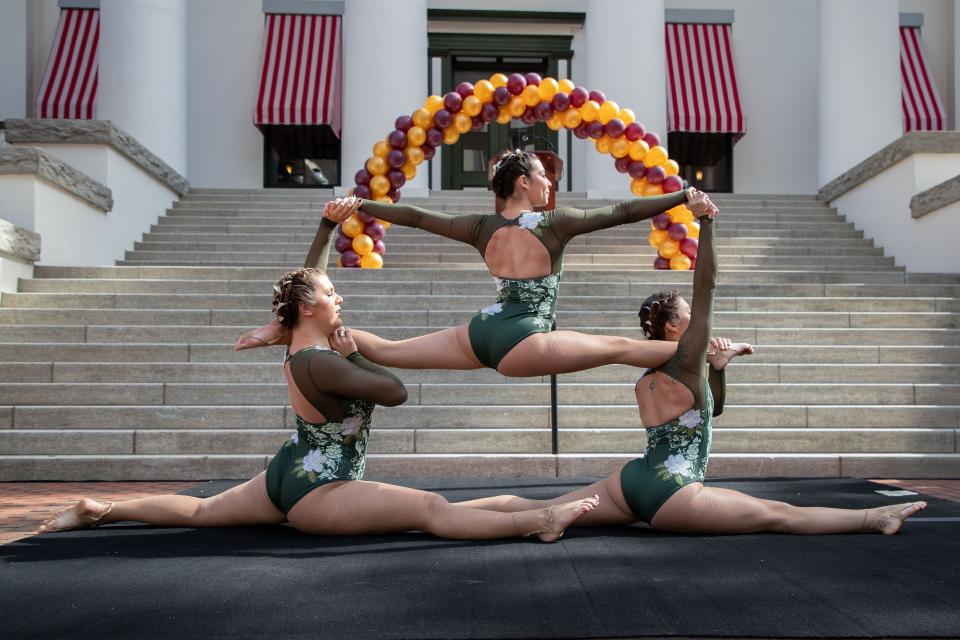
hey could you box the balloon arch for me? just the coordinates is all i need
[337,72,699,271]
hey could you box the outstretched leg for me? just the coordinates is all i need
[651,483,927,535]
[350,325,484,370]
[286,480,599,541]
[496,330,677,377]
[40,472,285,532]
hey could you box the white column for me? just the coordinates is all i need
[340,0,428,196]
[0,0,28,120]
[954,1,959,130]
[584,0,666,198]
[98,0,187,174]
[817,0,900,186]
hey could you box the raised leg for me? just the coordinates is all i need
[350,325,484,370]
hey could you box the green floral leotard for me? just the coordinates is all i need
[359,193,689,368]
[619,215,727,523]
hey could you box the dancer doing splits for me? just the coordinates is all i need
[236,149,719,378]
[454,207,927,535]
[39,222,599,540]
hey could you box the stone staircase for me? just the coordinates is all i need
[1,189,958,480]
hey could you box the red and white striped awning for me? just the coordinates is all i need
[900,26,945,132]
[35,8,99,119]
[665,22,745,136]
[255,13,342,135]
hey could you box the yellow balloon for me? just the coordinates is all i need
[352,233,374,256]
[521,84,541,107]
[595,135,612,154]
[646,145,669,167]
[490,73,508,88]
[474,79,494,102]
[412,108,432,129]
[665,159,680,176]
[407,126,426,147]
[687,220,700,239]
[598,100,620,125]
[580,100,600,122]
[610,137,630,158]
[443,126,460,145]
[643,182,664,197]
[618,108,636,125]
[648,228,669,248]
[547,114,564,131]
[424,94,444,115]
[402,161,417,179]
[670,254,692,270]
[628,140,650,162]
[341,215,364,238]
[360,252,384,269]
[405,146,424,165]
[509,96,527,117]
[375,195,393,203]
[539,77,559,101]
[630,178,647,196]
[496,107,513,124]
[658,239,680,259]
[454,112,472,133]
[376,218,391,230]
[462,95,482,117]
[366,156,387,176]
[562,108,582,129]
[370,175,390,197]
[669,205,694,224]
[558,78,575,94]
[336,256,343,268]
[372,140,391,159]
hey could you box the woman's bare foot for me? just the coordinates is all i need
[38,498,113,533]
[234,319,289,351]
[534,495,600,542]
[865,501,927,535]
[709,343,754,370]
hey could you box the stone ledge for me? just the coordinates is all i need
[818,131,960,202]
[0,147,112,212]
[911,174,960,218]
[0,218,40,263]
[3,119,189,196]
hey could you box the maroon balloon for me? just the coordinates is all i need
[492,86,511,106]
[386,169,405,189]
[394,115,413,132]
[521,107,538,125]
[534,101,553,121]
[524,72,542,87]
[357,211,376,224]
[680,237,698,258]
[433,109,452,129]
[604,118,625,138]
[426,127,444,147]
[652,213,672,230]
[334,232,352,253]
[586,121,605,139]
[628,161,647,180]
[662,175,684,194]
[506,73,526,95]
[646,165,666,185]
[387,129,407,149]
[373,240,386,255]
[365,222,385,242]
[573,122,590,139]
[354,169,372,185]
[653,256,671,270]
[551,92,570,112]
[386,149,405,169]
[386,187,401,203]
[688,257,696,269]
[624,122,646,142]
[443,92,463,113]
[588,89,606,104]
[667,222,688,242]
[480,102,499,122]
[643,131,661,148]
[614,156,632,174]
[569,86,589,108]
[421,144,436,160]
[341,250,360,268]
[455,82,475,99]
[471,116,485,131]
[353,184,372,200]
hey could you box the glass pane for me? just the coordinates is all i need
[264,125,340,188]
[460,131,488,172]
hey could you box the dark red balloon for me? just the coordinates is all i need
[534,101,553,121]
[334,232,352,253]
[354,169,371,185]
[569,86,589,108]
[443,92,463,113]
[455,82,474,98]
[646,165,666,185]
[653,257,670,270]
[353,184,372,200]
[386,169,405,189]
[433,109,452,129]
[662,175,683,194]
[688,257,696,269]
[357,211,376,224]
[586,121,605,139]
[551,92,570,112]
[680,237,698,258]
[573,122,590,139]
[506,73,526,95]
[365,222,385,242]
[604,118,625,138]
[667,222,688,242]
[394,115,413,132]
[480,102,499,122]
[387,129,407,149]
[652,213,672,230]
[341,250,360,267]
[588,89,606,104]
[426,127,444,147]
[386,149,405,169]
[373,240,386,255]
[421,144,436,160]
[492,86,511,106]
[614,156,631,173]
[521,107,538,125]
[386,187,401,203]
[628,161,647,180]
[524,72,542,86]
[471,116,485,131]
[624,122,646,142]
[643,131,661,148]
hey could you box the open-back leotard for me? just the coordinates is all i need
[619,215,727,523]
[359,193,690,368]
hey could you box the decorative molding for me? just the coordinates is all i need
[818,131,960,202]
[665,9,735,25]
[428,33,573,58]
[911,174,960,218]
[900,12,923,27]
[3,119,190,195]
[0,218,41,264]
[0,147,113,212]
[59,0,99,9]
[428,10,584,25]
[263,0,343,15]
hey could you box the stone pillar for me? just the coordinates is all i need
[98,0,187,174]
[584,0,666,197]
[817,0,901,186]
[954,1,959,130]
[340,0,427,196]
[0,0,28,120]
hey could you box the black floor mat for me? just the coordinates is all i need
[2,478,958,640]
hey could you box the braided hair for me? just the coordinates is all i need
[272,267,325,328]
[490,149,539,199]
[637,290,683,340]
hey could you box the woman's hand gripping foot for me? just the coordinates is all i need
[708,336,754,370]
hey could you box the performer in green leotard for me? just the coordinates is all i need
[455,209,928,536]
